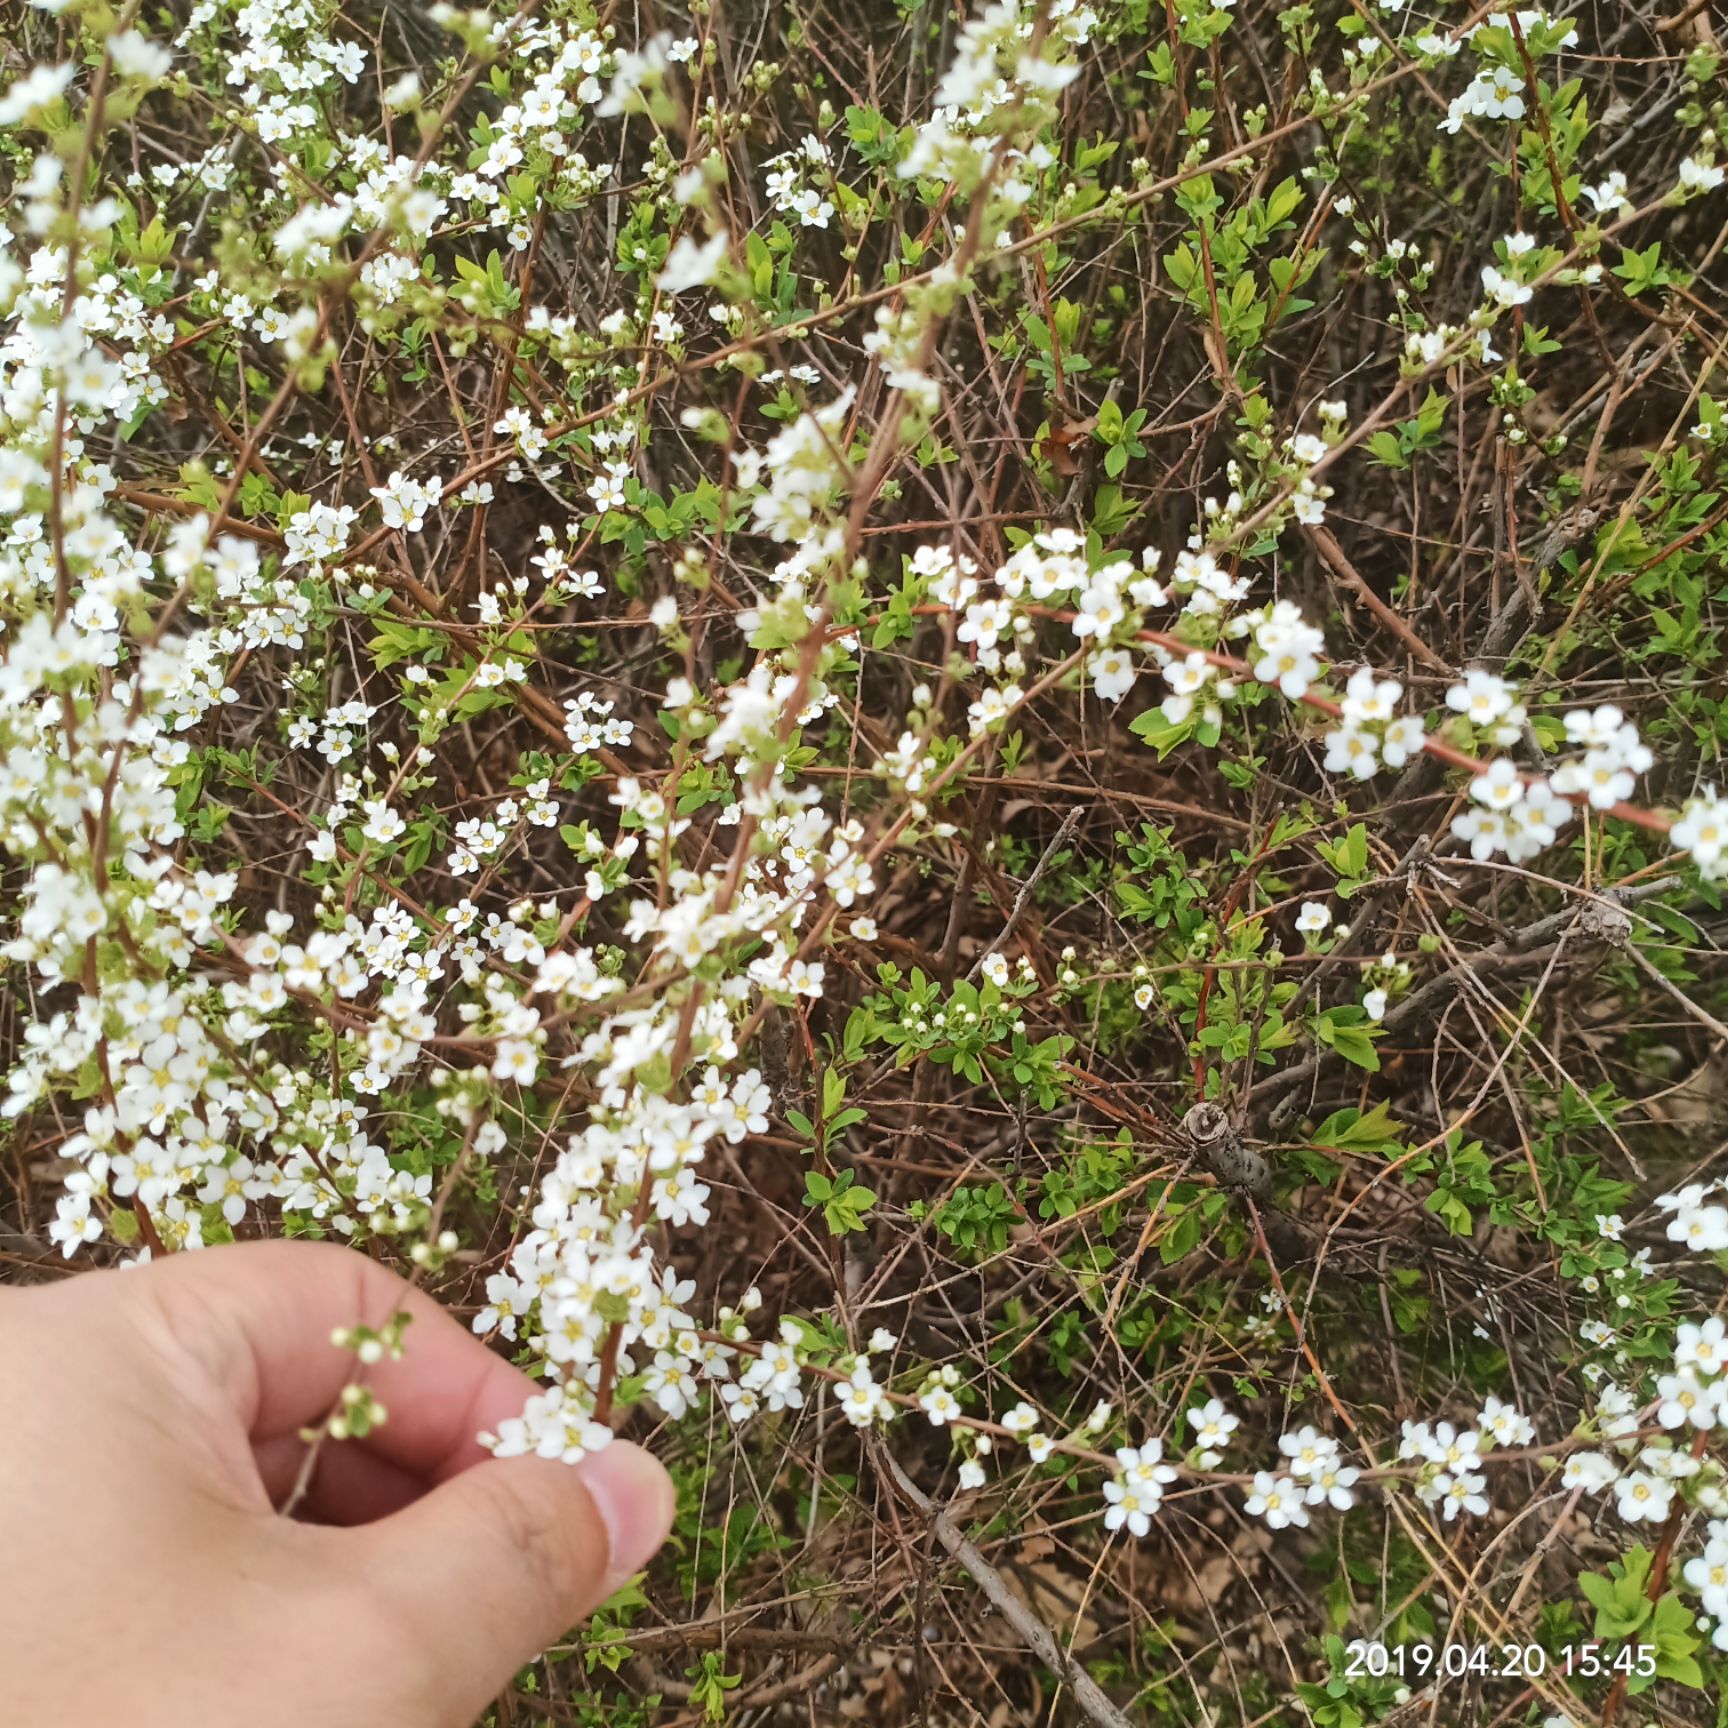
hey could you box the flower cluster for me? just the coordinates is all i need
[763,136,837,230]
[900,0,1098,210]
[920,512,1722,884]
[1438,10,1578,136]
[1322,669,1427,779]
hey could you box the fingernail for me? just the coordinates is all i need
[579,1441,675,1587]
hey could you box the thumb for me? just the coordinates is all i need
[352,1442,673,1722]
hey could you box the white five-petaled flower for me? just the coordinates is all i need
[1103,1440,1179,1538]
[1614,1471,1674,1525]
[920,1384,962,1426]
[1187,1397,1238,1464]
[1244,1470,1310,1530]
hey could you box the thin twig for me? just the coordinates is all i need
[875,1444,1135,1728]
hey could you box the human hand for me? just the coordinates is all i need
[0,1239,674,1728]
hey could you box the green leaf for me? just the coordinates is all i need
[821,1067,847,1121]
[1313,1008,1383,1072]
[1159,1204,1205,1265]
[803,1168,877,1235]
[1580,1549,1655,1640]
[1644,1592,1704,1692]
[1089,483,1136,537]
[1318,822,1369,882]
[1366,429,1408,470]
[1311,1101,1404,1156]
[1129,706,1198,760]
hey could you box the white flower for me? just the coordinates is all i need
[110,31,173,80]
[1585,171,1629,215]
[486,1387,613,1466]
[1341,668,1401,724]
[1552,747,1636,811]
[1480,264,1533,309]
[1424,1422,1482,1472]
[1614,1470,1674,1525]
[1506,778,1570,859]
[1436,1469,1489,1521]
[1674,1317,1728,1377]
[360,800,405,846]
[1451,805,1512,862]
[1673,790,1728,876]
[1669,1204,1728,1254]
[1447,669,1519,727]
[492,1039,538,1085]
[1277,1425,1339,1480]
[1680,1541,1728,1610]
[1324,724,1379,781]
[1295,901,1332,935]
[1304,1463,1361,1511]
[588,468,628,513]
[1656,1371,1719,1432]
[1563,703,1629,750]
[473,1273,529,1341]
[1088,645,1137,704]
[283,501,357,567]
[1102,1440,1179,1537]
[1442,65,1525,135]
[720,1383,761,1425]
[369,470,442,532]
[1469,757,1524,811]
[1161,650,1216,722]
[1252,609,1325,699]
[960,596,1012,648]
[1560,1451,1618,1494]
[658,229,729,292]
[0,62,75,126]
[49,1192,103,1255]
[1244,1470,1310,1529]
[1477,1396,1535,1448]
[838,1366,887,1428]
[920,1384,962,1426]
[825,851,875,909]
[1187,1397,1238,1463]
[1381,714,1427,767]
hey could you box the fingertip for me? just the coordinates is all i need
[344,1436,675,1713]
[575,1442,675,1591]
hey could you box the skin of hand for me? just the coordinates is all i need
[0,1238,675,1727]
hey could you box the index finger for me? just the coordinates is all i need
[136,1238,540,1481]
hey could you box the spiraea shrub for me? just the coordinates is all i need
[5,0,1728,1721]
